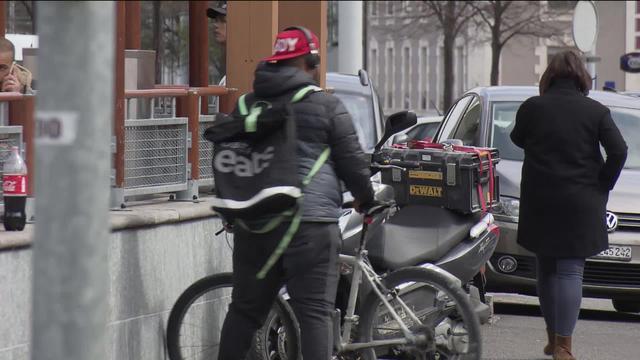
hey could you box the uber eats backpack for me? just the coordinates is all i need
[204,85,329,278]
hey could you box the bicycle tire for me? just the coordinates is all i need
[357,266,482,360]
[166,272,299,360]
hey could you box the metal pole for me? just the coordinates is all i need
[32,2,114,360]
[587,49,598,90]
[338,1,363,74]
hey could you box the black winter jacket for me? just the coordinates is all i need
[237,63,374,222]
[511,78,628,257]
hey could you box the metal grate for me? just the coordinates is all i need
[198,115,215,186]
[616,212,640,231]
[0,127,24,199]
[491,253,640,288]
[584,261,640,288]
[124,119,188,192]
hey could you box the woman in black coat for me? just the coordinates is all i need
[511,51,627,360]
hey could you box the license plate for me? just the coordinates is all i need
[593,245,632,261]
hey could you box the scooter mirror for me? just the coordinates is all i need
[374,111,417,151]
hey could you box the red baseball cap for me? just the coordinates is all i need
[263,28,320,63]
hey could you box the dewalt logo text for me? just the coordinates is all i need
[409,185,443,198]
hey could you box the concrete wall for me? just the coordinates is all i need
[0,216,232,360]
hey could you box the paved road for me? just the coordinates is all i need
[481,294,640,360]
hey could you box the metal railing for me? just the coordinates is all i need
[123,117,189,196]
[198,114,215,187]
[0,87,231,210]
[111,86,230,207]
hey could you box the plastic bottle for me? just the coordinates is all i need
[3,146,27,231]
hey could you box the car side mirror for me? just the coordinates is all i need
[375,111,417,151]
[392,133,409,144]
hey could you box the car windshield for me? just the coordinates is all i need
[406,122,440,141]
[490,101,640,170]
[333,91,378,152]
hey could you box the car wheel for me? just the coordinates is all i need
[612,299,640,313]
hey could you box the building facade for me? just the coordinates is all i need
[366,1,469,116]
[362,1,639,117]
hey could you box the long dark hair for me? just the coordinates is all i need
[539,50,592,96]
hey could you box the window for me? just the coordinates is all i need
[141,1,190,84]
[328,1,339,46]
[636,36,640,51]
[371,1,377,16]
[403,47,411,109]
[453,97,482,146]
[334,91,378,152]
[387,1,394,15]
[387,47,394,108]
[636,18,640,32]
[370,48,378,81]
[437,96,472,141]
[406,122,440,142]
[491,102,524,161]
[420,46,428,110]
[548,1,577,10]
[6,1,35,34]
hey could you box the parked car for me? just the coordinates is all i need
[326,70,386,153]
[431,86,640,312]
[388,116,443,148]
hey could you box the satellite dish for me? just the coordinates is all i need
[572,1,598,53]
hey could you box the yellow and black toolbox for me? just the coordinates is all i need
[376,145,500,214]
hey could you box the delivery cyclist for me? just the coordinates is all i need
[217,26,375,360]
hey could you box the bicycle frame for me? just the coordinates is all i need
[335,220,426,353]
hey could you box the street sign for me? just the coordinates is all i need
[572,1,598,53]
[620,52,640,73]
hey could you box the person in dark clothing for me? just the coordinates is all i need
[511,51,627,360]
[217,26,375,360]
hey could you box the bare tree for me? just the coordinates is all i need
[421,1,478,110]
[470,1,570,85]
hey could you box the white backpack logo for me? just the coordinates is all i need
[214,146,275,177]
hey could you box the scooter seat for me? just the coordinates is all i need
[367,205,476,271]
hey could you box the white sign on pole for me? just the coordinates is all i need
[572,1,598,53]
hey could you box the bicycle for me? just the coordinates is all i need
[166,202,482,360]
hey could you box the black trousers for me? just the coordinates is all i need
[218,222,341,360]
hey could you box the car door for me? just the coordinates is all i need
[435,96,473,143]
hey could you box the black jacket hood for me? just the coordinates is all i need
[253,62,317,98]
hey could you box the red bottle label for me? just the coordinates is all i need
[3,175,27,196]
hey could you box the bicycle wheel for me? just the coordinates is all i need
[166,272,299,360]
[358,267,481,360]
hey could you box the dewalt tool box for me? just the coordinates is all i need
[376,145,500,214]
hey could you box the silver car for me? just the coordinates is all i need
[431,86,640,312]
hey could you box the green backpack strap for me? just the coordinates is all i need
[238,93,261,133]
[256,147,331,279]
[291,85,323,103]
[239,86,321,133]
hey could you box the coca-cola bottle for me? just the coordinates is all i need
[3,146,27,231]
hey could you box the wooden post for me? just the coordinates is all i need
[221,1,279,113]
[114,1,126,189]
[0,1,5,38]
[189,1,209,114]
[278,1,328,88]
[176,91,200,181]
[8,97,35,195]
[124,0,141,49]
